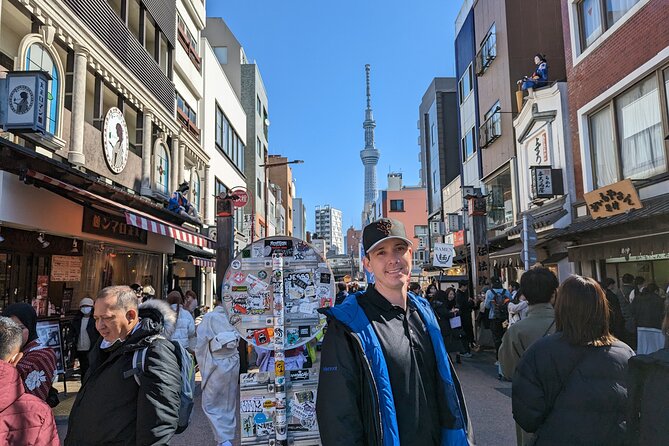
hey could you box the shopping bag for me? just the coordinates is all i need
[449,316,462,329]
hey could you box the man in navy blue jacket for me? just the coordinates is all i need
[316,218,472,446]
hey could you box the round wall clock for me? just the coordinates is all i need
[103,107,129,174]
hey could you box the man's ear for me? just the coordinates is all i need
[362,255,371,272]
[8,351,23,367]
[126,308,138,323]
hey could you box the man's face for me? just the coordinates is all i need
[363,239,412,293]
[94,296,137,342]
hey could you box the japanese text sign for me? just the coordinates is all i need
[584,179,642,219]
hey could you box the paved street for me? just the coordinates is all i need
[57,350,513,445]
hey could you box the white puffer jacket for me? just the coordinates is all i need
[169,303,196,350]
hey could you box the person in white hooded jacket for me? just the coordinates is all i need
[166,291,196,350]
[194,298,240,446]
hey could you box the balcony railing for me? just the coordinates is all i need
[479,107,502,148]
[475,32,497,75]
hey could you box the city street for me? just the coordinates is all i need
[56,350,514,445]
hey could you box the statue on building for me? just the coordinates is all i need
[168,181,201,224]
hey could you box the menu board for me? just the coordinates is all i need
[50,255,82,282]
[222,236,335,350]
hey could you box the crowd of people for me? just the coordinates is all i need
[0,284,240,446]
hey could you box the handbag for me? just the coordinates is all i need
[46,386,60,408]
[449,315,462,329]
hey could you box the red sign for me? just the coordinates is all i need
[454,230,465,248]
[231,188,249,208]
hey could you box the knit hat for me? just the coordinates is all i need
[2,303,38,344]
[79,297,94,307]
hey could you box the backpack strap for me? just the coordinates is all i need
[124,346,149,385]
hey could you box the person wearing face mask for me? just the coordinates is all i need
[1,303,57,402]
[69,297,100,381]
[0,316,59,446]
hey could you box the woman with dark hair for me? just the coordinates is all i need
[512,275,634,446]
[431,287,466,363]
[1,303,57,402]
[518,53,548,95]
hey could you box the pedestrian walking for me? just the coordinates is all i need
[498,266,558,446]
[69,297,100,382]
[432,287,466,363]
[0,317,59,446]
[316,218,472,445]
[484,277,511,372]
[455,281,475,356]
[628,276,646,303]
[65,286,181,446]
[507,290,529,327]
[512,275,634,446]
[1,303,57,402]
[194,298,240,446]
[631,283,665,354]
[167,290,196,351]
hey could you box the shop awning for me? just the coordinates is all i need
[24,169,214,249]
[125,212,214,249]
[506,202,569,237]
[190,256,216,268]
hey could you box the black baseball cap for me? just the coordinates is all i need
[362,218,413,254]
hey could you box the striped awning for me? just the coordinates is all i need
[190,256,216,268]
[23,170,213,249]
[125,212,214,249]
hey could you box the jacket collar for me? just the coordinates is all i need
[527,303,555,317]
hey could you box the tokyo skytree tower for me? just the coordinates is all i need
[360,64,380,225]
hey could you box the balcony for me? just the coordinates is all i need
[479,108,501,148]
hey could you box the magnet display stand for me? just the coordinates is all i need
[221,236,334,446]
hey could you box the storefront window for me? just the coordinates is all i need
[79,242,163,300]
[485,168,513,229]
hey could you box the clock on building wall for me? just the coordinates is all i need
[103,107,129,174]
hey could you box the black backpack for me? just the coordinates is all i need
[491,290,509,321]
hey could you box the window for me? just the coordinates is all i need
[25,43,59,134]
[485,168,513,228]
[176,13,201,70]
[458,64,473,104]
[215,104,245,171]
[257,137,262,156]
[430,123,436,147]
[480,101,501,148]
[176,92,199,138]
[215,107,223,148]
[155,142,170,194]
[213,47,228,64]
[127,0,141,40]
[414,225,428,236]
[578,0,641,50]
[257,179,262,199]
[462,127,475,160]
[145,16,157,59]
[476,23,496,75]
[390,200,405,212]
[215,178,227,196]
[192,171,201,211]
[257,95,262,116]
[589,73,667,188]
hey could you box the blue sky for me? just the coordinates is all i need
[206,1,460,233]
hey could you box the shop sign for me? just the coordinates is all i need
[530,167,564,199]
[468,196,486,216]
[454,230,465,247]
[584,179,642,219]
[231,188,249,208]
[445,213,463,233]
[102,107,129,174]
[526,129,550,166]
[0,71,49,134]
[82,207,148,244]
[433,243,455,268]
[51,255,82,282]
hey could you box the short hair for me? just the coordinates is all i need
[185,290,197,300]
[604,277,616,287]
[509,281,520,291]
[622,274,634,284]
[520,267,559,305]
[337,282,347,292]
[166,291,183,306]
[96,286,138,312]
[458,281,468,289]
[555,275,614,347]
[634,276,646,286]
[0,317,23,361]
[643,283,659,294]
[408,282,421,292]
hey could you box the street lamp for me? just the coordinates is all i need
[258,158,304,238]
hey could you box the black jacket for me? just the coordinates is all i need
[70,312,101,352]
[604,289,626,341]
[631,291,664,329]
[513,333,634,446]
[627,348,669,445]
[65,300,181,446]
